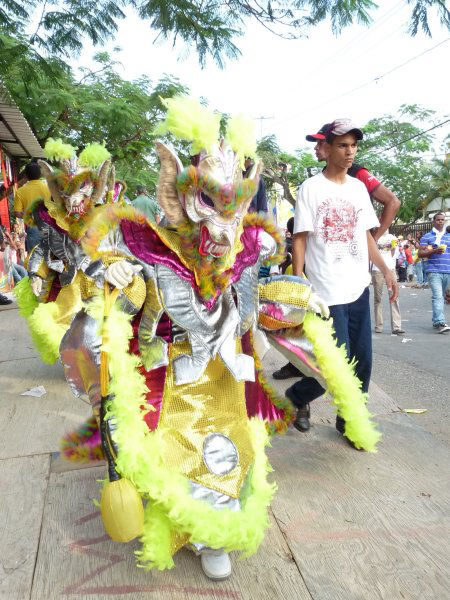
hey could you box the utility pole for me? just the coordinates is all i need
[254,115,274,139]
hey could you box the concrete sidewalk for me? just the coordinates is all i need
[1,304,449,600]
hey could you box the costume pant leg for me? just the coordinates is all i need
[60,310,102,419]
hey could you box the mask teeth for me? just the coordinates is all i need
[68,201,86,216]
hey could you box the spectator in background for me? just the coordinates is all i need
[132,185,163,224]
[372,232,404,335]
[0,228,12,305]
[10,223,26,265]
[14,162,51,252]
[243,159,270,276]
[411,239,426,287]
[419,212,450,333]
[287,119,398,439]
[404,243,414,281]
[280,217,294,275]
[1,229,28,283]
[396,245,408,282]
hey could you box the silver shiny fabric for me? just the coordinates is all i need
[155,264,255,385]
[267,332,326,389]
[259,301,308,329]
[60,310,102,410]
[259,230,277,261]
[232,263,259,336]
[203,433,239,476]
[31,207,91,286]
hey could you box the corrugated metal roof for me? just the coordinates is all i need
[0,82,45,158]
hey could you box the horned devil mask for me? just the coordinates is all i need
[156,141,259,260]
[38,139,115,220]
[154,96,261,261]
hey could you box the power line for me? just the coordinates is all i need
[360,119,450,158]
[285,1,408,96]
[302,0,407,82]
[278,37,450,127]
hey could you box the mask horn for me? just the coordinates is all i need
[91,160,111,204]
[155,142,185,225]
[37,160,63,204]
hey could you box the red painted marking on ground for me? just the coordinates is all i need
[64,516,241,598]
[73,510,101,526]
[63,536,126,594]
[68,534,110,548]
[63,584,241,598]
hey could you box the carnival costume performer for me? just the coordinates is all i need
[14,139,125,364]
[59,97,380,580]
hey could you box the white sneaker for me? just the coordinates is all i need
[200,550,232,580]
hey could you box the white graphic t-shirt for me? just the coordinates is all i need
[294,173,379,305]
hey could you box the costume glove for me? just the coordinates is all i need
[104,261,143,290]
[307,292,330,319]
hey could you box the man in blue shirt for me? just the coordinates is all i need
[419,211,450,333]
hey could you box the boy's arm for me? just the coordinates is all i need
[367,231,399,301]
[292,231,307,276]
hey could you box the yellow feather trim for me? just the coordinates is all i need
[225,115,258,168]
[302,312,381,452]
[44,138,76,161]
[155,96,221,155]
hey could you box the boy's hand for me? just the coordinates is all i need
[384,270,399,302]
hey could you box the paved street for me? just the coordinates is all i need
[370,283,450,444]
[0,292,449,600]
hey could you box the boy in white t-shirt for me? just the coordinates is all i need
[286,119,398,444]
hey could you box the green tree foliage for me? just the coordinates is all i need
[424,156,450,207]
[257,134,321,205]
[3,51,189,197]
[0,0,448,68]
[357,104,445,223]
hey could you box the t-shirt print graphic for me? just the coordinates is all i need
[315,197,363,262]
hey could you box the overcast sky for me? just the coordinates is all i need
[78,0,449,154]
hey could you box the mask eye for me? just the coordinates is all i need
[200,191,215,208]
